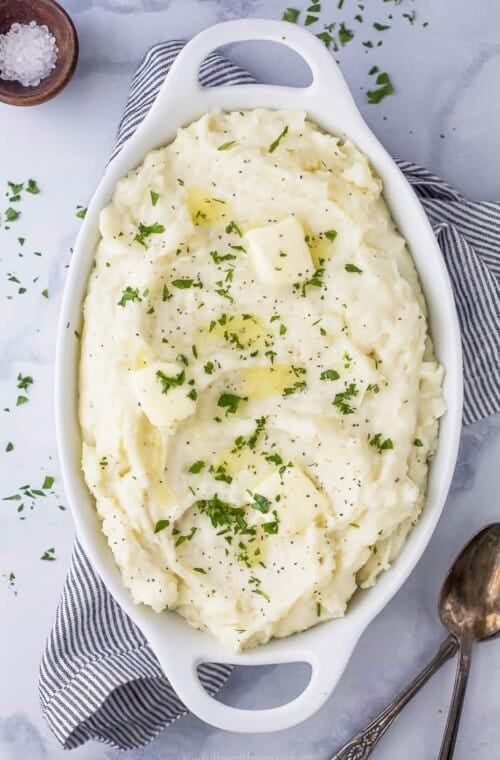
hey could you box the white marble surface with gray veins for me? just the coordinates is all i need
[1,1,499,758]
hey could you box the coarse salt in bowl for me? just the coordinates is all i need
[0,0,78,106]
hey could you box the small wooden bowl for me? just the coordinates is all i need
[0,0,78,106]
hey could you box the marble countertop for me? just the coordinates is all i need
[1,1,499,758]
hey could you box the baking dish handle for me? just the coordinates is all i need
[149,634,351,733]
[150,18,362,122]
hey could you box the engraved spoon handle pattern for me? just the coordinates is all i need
[331,636,458,760]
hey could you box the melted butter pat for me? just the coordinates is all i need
[243,364,300,400]
[186,186,229,226]
[208,314,267,351]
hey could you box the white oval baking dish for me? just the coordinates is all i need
[55,19,463,734]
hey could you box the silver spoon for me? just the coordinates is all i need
[331,523,500,760]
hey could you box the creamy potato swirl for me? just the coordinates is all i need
[79,109,445,651]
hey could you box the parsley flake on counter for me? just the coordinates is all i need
[269,125,289,154]
[5,207,20,222]
[41,547,56,561]
[42,475,54,489]
[373,22,391,31]
[217,392,247,415]
[154,519,170,534]
[6,442,14,452]
[118,287,141,307]
[17,373,33,392]
[338,22,354,45]
[26,179,40,195]
[75,206,87,219]
[345,263,363,273]
[217,140,237,151]
[282,7,300,23]
[305,14,318,26]
[156,369,185,394]
[367,72,394,104]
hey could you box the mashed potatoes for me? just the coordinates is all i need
[79,109,445,651]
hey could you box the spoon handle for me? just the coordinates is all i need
[331,636,458,760]
[438,637,474,760]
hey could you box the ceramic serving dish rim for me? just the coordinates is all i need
[55,19,463,733]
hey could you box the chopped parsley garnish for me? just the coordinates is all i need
[175,526,197,547]
[217,392,247,415]
[217,140,236,151]
[324,229,337,241]
[294,265,325,297]
[333,383,359,414]
[154,519,170,533]
[345,263,363,273]
[26,179,40,194]
[279,324,287,336]
[162,284,172,301]
[203,361,215,375]
[250,492,271,514]
[75,206,87,219]
[366,383,380,393]
[225,220,243,237]
[283,381,307,397]
[349,522,360,528]
[193,567,207,574]
[262,511,280,535]
[367,72,394,104]
[413,438,424,447]
[134,222,165,248]
[316,601,322,616]
[118,286,141,307]
[320,369,340,381]
[156,369,185,393]
[269,125,289,154]
[210,250,237,264]
[213,464,233,484]
[171,278,202,289]
[187,388,198,401]
[150,190,160,206]
[189,460,206,474]
[282,7,300,23]
[99,456,108,469]
[368,433,394,453]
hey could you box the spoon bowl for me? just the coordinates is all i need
[439,522,500,642]
[0,0,78,106]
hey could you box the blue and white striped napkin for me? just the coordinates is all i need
[39,41,500,750]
